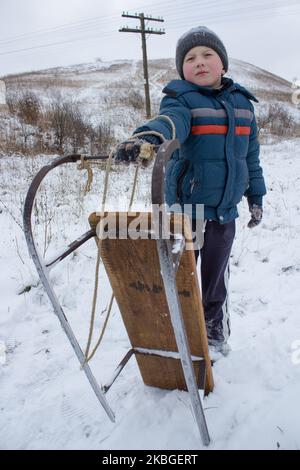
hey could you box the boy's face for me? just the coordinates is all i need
[182,46,225,88]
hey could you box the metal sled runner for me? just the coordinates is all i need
[23,140,214,446]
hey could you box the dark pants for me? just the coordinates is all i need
[193,219,236,344]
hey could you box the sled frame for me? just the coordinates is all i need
[23,143,212,446]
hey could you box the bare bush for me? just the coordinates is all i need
[2,80,119,155]
[269,103,296,136]
[0,118,20,154]
[88,121,115,155]
[127,90,144,110]
[64,102,88,153]
[257,106,273,135]
[6,90,41,126]
[17,92,40,125]
[257,103,296,137]
[4,90,41,153]
[19,121,34,153]
[49,96,71,153]
[116,89,144,110]
[6,92,18,115]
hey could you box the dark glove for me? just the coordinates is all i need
[247,203,263,228]
[114,138,157,165]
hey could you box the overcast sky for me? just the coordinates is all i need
[0,0,300,82]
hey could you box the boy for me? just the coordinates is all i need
[114,26,267,355]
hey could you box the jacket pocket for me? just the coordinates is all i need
[200,160,227,189]
[190,161,226,207]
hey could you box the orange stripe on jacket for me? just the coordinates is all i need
[235,126,251,135]
[191,125,251,135]
[191,125,227,135]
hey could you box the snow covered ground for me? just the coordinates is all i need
[1,136,300,450]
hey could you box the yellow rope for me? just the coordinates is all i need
[84,292,114,363]
[82,122,173,366]
[77,155,94,194]
[83,163,140,365]
[82,149,114,366]
[77,114,175,196]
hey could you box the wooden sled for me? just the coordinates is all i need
[89,211,214,396]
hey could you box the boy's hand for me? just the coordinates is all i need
[247,203,263,228]
[114,138,157,165]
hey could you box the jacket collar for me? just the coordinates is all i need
[163,77,258,102]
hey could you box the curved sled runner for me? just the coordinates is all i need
[23,141,213,446]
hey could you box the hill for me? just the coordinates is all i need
[2,56,296,120]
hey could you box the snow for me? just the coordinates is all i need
[0,340,6,365]
[134,347,202,362]
[171,234,184,254]
[1,135,300,450]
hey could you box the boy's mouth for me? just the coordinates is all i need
[196,71,209,76]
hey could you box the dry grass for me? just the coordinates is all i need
[1,58,299,156]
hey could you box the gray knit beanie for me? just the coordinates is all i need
[175,26,228,79]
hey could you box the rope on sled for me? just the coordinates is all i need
[82,116,176,366]
[82,146,115,365]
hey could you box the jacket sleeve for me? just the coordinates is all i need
[244,111,267,206]
[134,95,192,145]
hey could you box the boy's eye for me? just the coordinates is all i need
[205,53,212,57]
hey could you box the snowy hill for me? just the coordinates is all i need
[2,57,297,125]
[3,56,293,97]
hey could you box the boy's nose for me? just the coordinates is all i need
[195,57,204,67]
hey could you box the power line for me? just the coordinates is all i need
[0,0,298,47]
[0,22,117,46]
[0,0,299,59]
[0,31,120,56]
[0,0,176,45]
[0,0,266,46]
[0,14,120,45]
[164,0,300,24]
[164,4,300,31]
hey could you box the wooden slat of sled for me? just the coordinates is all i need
[89,212,214,395]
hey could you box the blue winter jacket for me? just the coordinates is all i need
[135,77,267,224]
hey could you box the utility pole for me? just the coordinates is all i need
[119,12,165,118]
